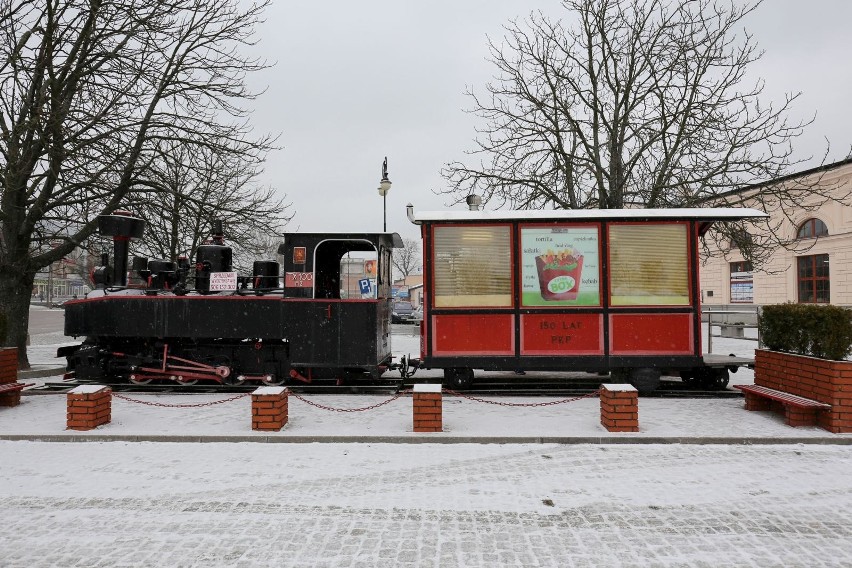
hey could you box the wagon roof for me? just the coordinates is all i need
[278,233,404,254]
[410,207,767,224]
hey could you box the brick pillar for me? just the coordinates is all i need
[67,385,112,431]
[413,384,442,432]
[743,391,772,411]
[0,348,21,407]
[784,407,819,427]
[0,348,16,383]
[252,386,288,431]
[600,384,639,432]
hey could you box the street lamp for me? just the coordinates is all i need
[377,157,392,232]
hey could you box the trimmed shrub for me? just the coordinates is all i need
[759,303,852,360]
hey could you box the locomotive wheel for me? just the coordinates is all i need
[679,370,699,387]
[701,368,730,390]
[443,367,474,390]
[262,374,287,386]
[129,375,152,385]
[628,367,661,394]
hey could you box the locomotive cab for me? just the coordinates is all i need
[277,233,404,381]
[278,233,403,300]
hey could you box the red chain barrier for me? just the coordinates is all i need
[111,389,597,411]
[443,388,600,407]
[112,392,250,408]
[289,390,410,412]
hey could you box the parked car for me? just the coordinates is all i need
[411,305,423,323]
[391,301,416,324]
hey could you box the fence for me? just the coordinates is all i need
[703,306,760,353]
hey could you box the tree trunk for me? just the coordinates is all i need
[0,267,36,369]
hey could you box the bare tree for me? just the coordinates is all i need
[392,237,421,281]
[0,0,275,367]
[126,139,292,273]
[441,0,847,264]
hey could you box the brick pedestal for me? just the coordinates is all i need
[743,391,771,411]
[0,347,21,407]
[413,384,442,432]
[252,386,288,431]
[0,347,21,406]
[0,348,16,382]
[600,384,639,432]
[67,385,112,430]
[784,405,820,427]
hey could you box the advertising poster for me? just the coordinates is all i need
[521,225,600,306]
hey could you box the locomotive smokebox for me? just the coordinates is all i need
[252,260,280,289]
[97,211,146,287]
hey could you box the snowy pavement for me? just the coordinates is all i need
[1,327,851,566]
[1,442,851,567]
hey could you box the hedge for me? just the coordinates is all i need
[759,303,852,360]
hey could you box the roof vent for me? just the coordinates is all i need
[466,194,482,211]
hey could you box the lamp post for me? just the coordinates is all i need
[377,157,392,232]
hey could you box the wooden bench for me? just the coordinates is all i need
[734,384,831,428]
[0,382,26,394]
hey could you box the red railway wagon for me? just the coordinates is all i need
[407,205,767,392]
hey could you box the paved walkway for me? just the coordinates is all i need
[1,442,851,567]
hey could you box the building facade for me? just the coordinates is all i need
[700,158,852,307]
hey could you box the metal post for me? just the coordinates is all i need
[707,311,713,354]
[377,157,391,233]
[47,263,53,306]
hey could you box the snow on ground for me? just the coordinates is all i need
[1,441,851,566]
[3,320,852,566]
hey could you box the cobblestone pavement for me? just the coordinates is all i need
[1,442,851,567]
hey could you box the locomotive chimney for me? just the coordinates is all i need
[211,219,225,245]
[97,211,146,287]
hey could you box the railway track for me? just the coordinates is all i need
[26,380,404,396]
[28,376,742,398]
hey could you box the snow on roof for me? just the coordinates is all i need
[410,207,768,224]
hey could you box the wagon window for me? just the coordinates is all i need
[432,225,512,307]
[609,223,690,306]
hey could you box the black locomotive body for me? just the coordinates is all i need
[60,213,403,386]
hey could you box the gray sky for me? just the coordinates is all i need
[245,1,852,241]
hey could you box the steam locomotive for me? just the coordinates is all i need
[60,212,404,386]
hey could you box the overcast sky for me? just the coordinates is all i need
[244,1,852,241]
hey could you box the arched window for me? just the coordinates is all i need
[729,229,752,250]
[797,218,828,239]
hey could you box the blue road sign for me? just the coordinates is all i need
[358,278,371,295]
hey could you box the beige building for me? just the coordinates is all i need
[393,274,424,307]
[701,158,852,307]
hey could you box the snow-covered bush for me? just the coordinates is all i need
[759,303,852,360]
